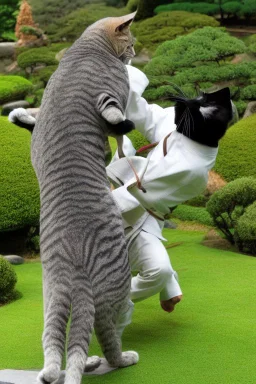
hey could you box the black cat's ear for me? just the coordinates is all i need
[206,87,231,105]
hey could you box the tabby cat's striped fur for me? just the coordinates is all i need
[33,13,138,384]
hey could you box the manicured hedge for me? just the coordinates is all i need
[214,114,256,181]
[127,130,149,151]
[235,201,256,255]
[47,4,125,42]
[133,11,219,52]
[0,76,33,104]
[172,205,214,226]
[156,2,219,16]
[0,117,40,231]
[17,47,58,71]
[0,256,18,304]
[206,177,256,250]
[37,65,57,85]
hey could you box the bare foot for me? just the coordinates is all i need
[160,295,182,313]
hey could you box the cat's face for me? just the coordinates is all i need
[87,12,136,63]
[174,88,233,147]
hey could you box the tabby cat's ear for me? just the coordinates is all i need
[115,11,137,33]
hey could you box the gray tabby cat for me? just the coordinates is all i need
[32,13,138,384]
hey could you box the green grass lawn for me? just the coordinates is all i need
[0,229,255,384]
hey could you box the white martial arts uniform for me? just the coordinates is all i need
[107,66,219,335]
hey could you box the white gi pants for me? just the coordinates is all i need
[116,229,182,336]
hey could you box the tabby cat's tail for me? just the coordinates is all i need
[8,108,36,132]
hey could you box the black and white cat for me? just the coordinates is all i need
[169,87,234,148]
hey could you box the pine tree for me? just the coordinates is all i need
[15,0,37,44]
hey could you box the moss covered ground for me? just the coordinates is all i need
[0,229,255,384]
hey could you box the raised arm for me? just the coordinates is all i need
[125,65,176,143]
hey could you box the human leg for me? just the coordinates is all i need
[129,230,182,303]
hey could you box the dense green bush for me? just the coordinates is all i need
[155,0,256,22]
[17,47,58,72]
[155,2,219,16]
[29,0,103,29]
[0,117,40,231]
[172,205,214,226]
[214,114,256,181]
[136,0,171,20]
[126,0,139,12]
[0,256,17,304]
[247,34,256,55]
[133,11,219,52]
[233,100,247,116]
[206,177,256,244]
[34,88,45,107]
[37,65,57,86]
[0,76,33,104]
[143,27,251,108]
[127,130,149,151]
[240,85,256,100]
[47,4,126,42]
[235,201,256,255]
[0,0,19,39]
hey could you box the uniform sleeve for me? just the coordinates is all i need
[125,65,176,143]
[112,185,146,228]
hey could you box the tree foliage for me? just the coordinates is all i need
[0,0,19,39]
[207,177,256,252]
[28,0,103,29]
[136,0,171,20]
[47,4,126,42]
[17,47,58,72]
[133,11,219,52]
[15,0,36,38]
[143,27,250,109]
[155,0,256,21]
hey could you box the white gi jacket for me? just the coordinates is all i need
[107,66,218,240]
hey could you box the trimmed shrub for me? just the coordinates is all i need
[127,0,139,12]
[17,47,58,72]
[143,27,251,108]
[34,88,44,107]
[133,11,219,52]
[0,256,17,304]
[185,194,209,208]
[155,3,219,16]
[0,76,33,104]
[172,205,214,226]
[127,130,149,151]
[47,4,125,42]
[233,100,247,117]
[214,114,256,181]
[240,85,256,100]
[0,117,40,231]
[235,201,256,255]
[37,65,57,85]
[206,177,256,244]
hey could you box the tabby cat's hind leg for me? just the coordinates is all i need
[37,263,72,384]
[64,269,95,384]
[94,302,139,368]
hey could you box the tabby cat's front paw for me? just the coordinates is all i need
[110,119,135,135]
